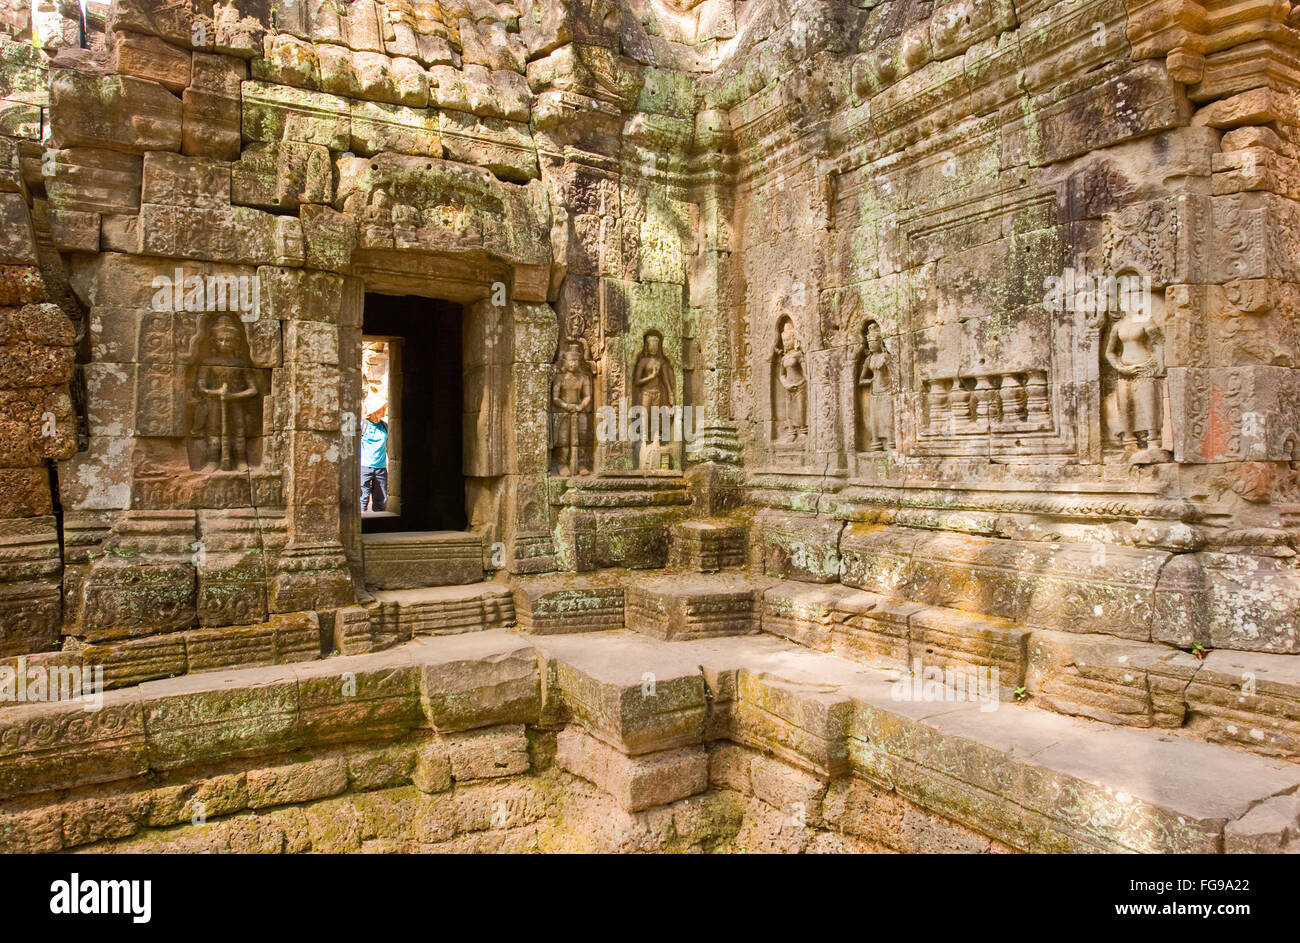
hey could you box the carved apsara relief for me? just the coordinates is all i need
[1101,278,1171,464]
[632,329,677,470]
[185,313,264,473]
[770,315,808,445]
[551,316,595,477]
[855,319,895,452]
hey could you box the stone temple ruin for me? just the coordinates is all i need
[2,0,1300,854]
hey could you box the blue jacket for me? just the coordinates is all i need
[360,419,388,468]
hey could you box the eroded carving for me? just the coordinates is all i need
[552,343,594,477]
[856,320,894,452]
[771,316,807,445]
[186,314,264,473]
[1104,291,1171,464]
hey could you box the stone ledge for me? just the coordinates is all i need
[625,572,774,640]
[1,612,322,698]
[1026,630,1200,729]
[362,531,484,590]
[535,630,710,753]
[0,629,532,800]
[762,582,859,652]
[371,582,515,639]
[668,518,747,573]
[1185,649,1300,761]
[511,572,625,634]
[5,629,1300,852]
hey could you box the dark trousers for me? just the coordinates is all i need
[361,465,388,512]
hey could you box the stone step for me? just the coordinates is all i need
[510,572,626,634]
[624,572,775,640]
[1185,649,1300,761]
[0,613,323,699]
[6,627,1300,852]
[769,583,1030,696]
[761,581,860,652]
[765,577,1300,764]
[534,630,1300,851]
[667,519,748,573]
[533,632,712,754]
[369,582,514,643]
[361,531,483,590]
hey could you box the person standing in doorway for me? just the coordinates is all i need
[360,394,389,512]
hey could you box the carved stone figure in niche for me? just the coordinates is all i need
[633,329,675,433]
[187,313,262,472]
[551,344,593,476]
[1104,301,1171,464]
[856,320,894,451]
[771,316,807,444]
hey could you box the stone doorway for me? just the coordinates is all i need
[360,293,467,534]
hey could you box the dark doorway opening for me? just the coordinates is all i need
[361,294,467,533]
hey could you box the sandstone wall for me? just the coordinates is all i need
[0,0,720,659]
[700,0,1300,655]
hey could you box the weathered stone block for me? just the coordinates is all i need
[555,725,707,812]
[332,605,378,655]
[1224,794,1300,853]
[252,31,321,89]
[830,594,917,668]
[140,665,299,769]
[1026,630,1197,728]
[370,583,514,637]
[362,531,484,590]
[838,525,918,597]
[83,632,188,689]
[0,193,37,264]
[241,80,350,150]
[349,100,441,157]
[182,86,241,159]
[146,771,248,827]
[111,31,192,92]
[80,559,198,641]
[438,110,538,182]
[44,147,143,215]
[293,649,423,746]
[539,631,707,754]
[0,694,147,798]
[49,71,183,153]
[346,743,416,792]
[731,671,853,777]
[760,582,857,653]
[668,519,746,573]
[416,631,541,732]
[625,573,769,640]
[1185,650,1300,760]
[247,757,348,808]
[141,151,231,208]
[910,606,1029,694]
[1202,552,1300,654]
[413,740,453,793]
[445,723,530,780]
[47,208,100,251]
[749,751,830,827]
[512,573,624,634]
[184,612,319,671]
